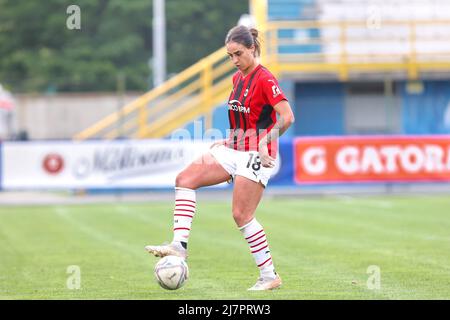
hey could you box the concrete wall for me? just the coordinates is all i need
[12,92,143,140]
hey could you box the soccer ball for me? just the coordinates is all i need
[154,255,189,290]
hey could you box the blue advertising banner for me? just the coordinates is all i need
[269,138,295,186]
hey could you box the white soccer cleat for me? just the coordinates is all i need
[247,274,282,291]
[145,242,188,260]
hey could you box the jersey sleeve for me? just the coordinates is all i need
[261,75,288,107]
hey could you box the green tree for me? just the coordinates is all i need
[166,0,247,75]
[0,0,247,93]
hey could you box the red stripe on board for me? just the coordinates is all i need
[250,239,267,249]
[174,214,194,218]
[173,227,190,231]
[251,245,268,254]
[247,233,266,244]
[174,209,195,214]
[257,257,272,267]
[176,199,196,204]
[245,229,264,240]
[175,204,196,209]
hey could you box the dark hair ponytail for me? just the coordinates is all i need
[225,25,261,57]
[249,28,261,57]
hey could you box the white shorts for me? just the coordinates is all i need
[209,144,275,187]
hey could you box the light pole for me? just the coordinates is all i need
[153,0,166,87]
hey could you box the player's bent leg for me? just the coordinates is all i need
[175,152,231,190]
[146,152,231,260]
[232,175,281,290]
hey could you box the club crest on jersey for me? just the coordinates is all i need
[228,100,250,113]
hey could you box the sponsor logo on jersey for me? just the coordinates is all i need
[228,99,250,113]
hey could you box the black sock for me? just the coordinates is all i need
[180,241,187,250]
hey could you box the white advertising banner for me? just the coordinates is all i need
[2,140,219,189]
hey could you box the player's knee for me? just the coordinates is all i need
[175,172,198,190]
[232,209,251,227]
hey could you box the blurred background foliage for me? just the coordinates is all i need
[0,0,247,93]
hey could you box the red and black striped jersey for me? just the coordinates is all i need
[225,64,287,157]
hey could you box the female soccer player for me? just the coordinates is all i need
[146,25,295,291]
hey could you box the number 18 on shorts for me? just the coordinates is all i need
[209,144,277,187]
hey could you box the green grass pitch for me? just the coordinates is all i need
[0,195,449,299]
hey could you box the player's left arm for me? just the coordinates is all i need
[258,100,295,168]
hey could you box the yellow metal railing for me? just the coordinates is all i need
[75,10,450,140]
[74,47,235,140]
